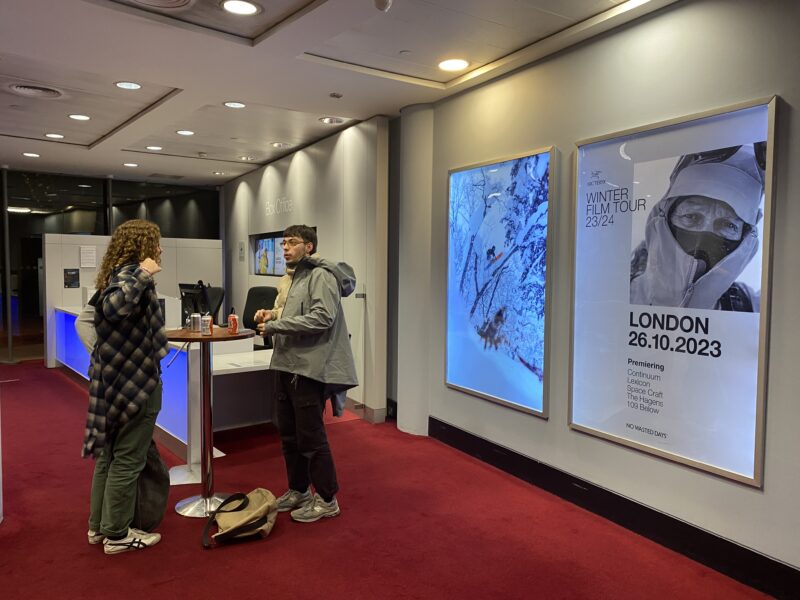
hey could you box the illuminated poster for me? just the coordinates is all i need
[570,100,775,485]
[447,149,553,415]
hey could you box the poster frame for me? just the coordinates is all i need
[568,97,777,487]
[445,146,556,419]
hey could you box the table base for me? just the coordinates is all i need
[175,493,232,518]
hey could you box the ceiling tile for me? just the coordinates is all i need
[128,101,355,163]
[0,53,175,145]
[307,0,625,82]
[105,0,324,40]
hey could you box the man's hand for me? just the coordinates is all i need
[140,258,162,275]
[253,309,273,324]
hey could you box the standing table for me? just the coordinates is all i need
[166,326,255,517]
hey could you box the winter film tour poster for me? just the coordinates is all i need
[570,100,774,484]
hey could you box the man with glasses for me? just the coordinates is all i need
[630,143,766,311]
[253,225,358,522]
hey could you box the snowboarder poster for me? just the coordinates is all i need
[446,148,553,416]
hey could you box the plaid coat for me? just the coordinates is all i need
[82,264,169,458]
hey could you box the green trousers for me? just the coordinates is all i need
[88,383,162,537]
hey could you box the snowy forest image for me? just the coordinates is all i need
[447,151,550,412]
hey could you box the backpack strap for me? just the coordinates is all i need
[202,493,249,549]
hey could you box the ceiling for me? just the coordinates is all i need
[0,0,679,187]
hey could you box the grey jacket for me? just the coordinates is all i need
[264,255,358,389]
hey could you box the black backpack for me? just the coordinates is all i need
[132,440,170,532]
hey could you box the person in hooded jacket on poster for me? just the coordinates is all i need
[254,224,358,523]
[630,142,767,311]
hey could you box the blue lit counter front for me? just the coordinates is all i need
[54,306,190,448]
[53,307,275,483]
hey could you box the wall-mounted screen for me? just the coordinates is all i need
[251,227,317,277]
[254,236,274,275]
[446,148,553,416]
[570,99,775,486]
[273,245,286,277]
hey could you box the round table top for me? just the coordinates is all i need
[166,327,256,342]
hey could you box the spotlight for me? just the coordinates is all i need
[374,0,392,12]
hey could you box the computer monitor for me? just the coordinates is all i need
[179,281,211,322]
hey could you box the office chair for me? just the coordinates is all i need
[206,286,225,325]
[243,286,278,350]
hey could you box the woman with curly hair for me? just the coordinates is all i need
[82,219,169,554]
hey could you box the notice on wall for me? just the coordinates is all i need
[79,246,96,268]
[570,101,774,485]
[64,268,80,289]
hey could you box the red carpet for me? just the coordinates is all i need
[0,361,768,600]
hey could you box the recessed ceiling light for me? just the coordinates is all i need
[239,156,254,161]
[222,1,260,15]
[146,146,163,151]
[22,152,40,158]
[69,114,91,121]
[176,130,195,136]
[271,142,291,149]
[123,163,139,167]
[7,207,31,213]
[115,81,142,90]
[45,133,64,139]
[319,116,344,125]
[329,92,343,99]
[438,58,469,72]
[224,101,246,109]
[398,50,411,56]
[213,171,225,175]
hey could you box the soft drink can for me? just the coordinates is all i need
[228,314,239,334]
[201,314,213,336]
[190,313,202,332]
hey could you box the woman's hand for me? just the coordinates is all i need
[140,258,162,275]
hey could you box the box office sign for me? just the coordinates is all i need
[570,99,776,486]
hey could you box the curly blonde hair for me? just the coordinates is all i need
[95,220,161,292]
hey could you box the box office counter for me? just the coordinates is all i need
[53,306,275,479]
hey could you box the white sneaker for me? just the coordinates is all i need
[103,528,161,555]
[276,488,313,512]
[87,529,104,545]
[290,493,340,523]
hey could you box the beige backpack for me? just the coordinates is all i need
[202,488,278,548]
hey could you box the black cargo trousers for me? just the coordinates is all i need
[274,370,339,501]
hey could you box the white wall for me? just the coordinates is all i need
[223,117,388,419]
[43,233,222,367]
[397,0,800,568]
